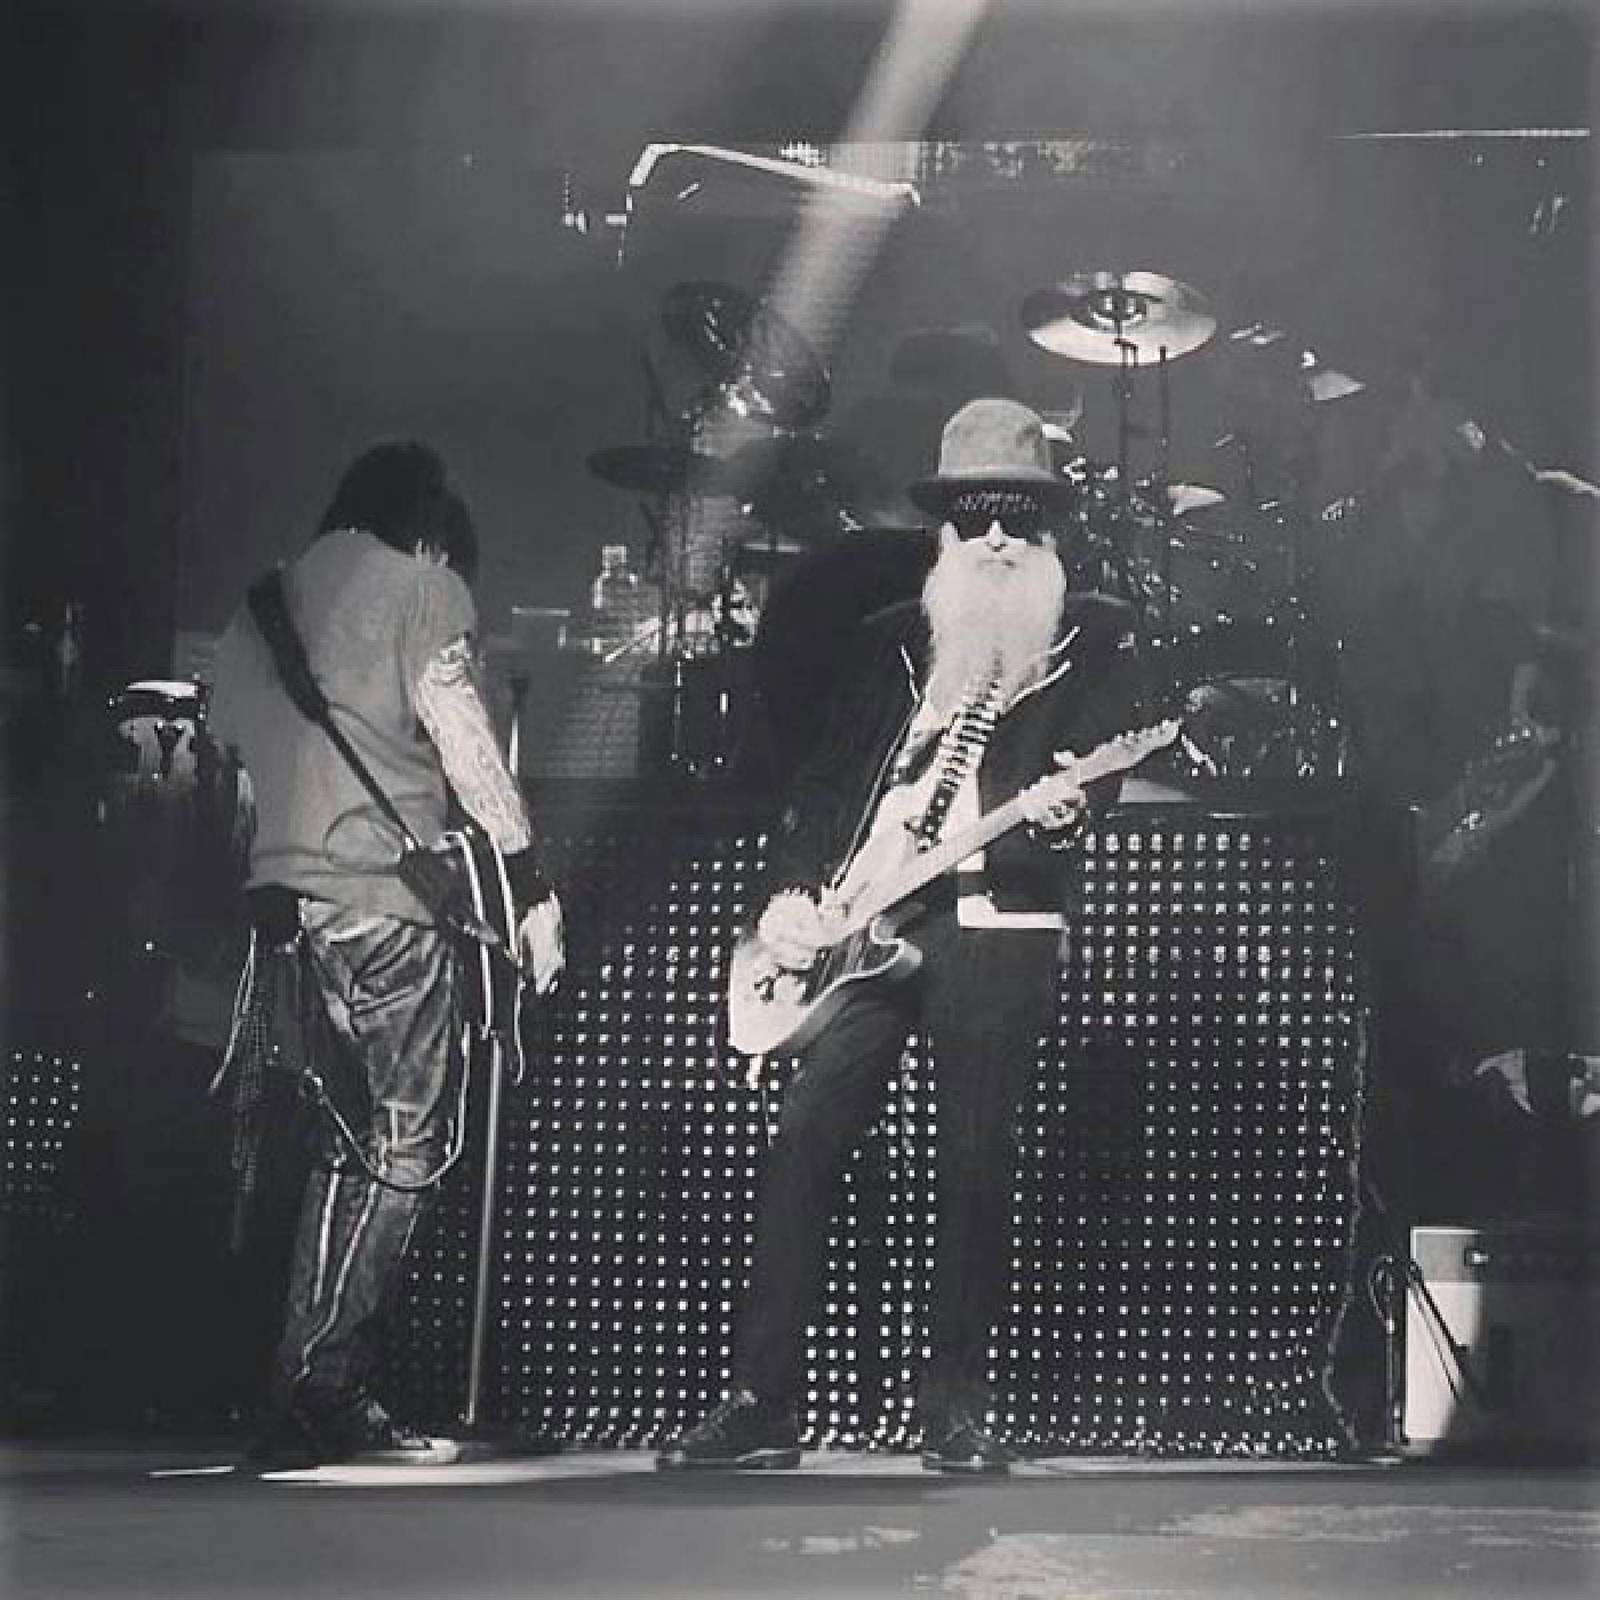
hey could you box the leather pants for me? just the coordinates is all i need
[270,900,463,1406]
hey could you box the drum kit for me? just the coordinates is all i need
[1019,268,1353,793]
[588,268,1354,791]
[586,280,853,776]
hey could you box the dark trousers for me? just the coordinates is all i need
[734,914,1061,1420]
[271,901,462,1406]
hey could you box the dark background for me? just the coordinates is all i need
[5,0,1594,683]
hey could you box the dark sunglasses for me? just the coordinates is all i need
[946,492,1048,543]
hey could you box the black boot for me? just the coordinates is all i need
[247,1386,458,1469]
[920,1409,1011,1475]
[656,1389,802,1470]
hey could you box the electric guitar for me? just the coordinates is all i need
[434,828,529,1081]
[726,720,1181,1058]
[1417,718,1560,893]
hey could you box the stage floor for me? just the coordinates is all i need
[5,1440,1598,1599]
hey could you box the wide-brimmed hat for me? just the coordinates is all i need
[907,397,1078,515]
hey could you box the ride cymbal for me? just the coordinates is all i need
[1022,271,1217,365]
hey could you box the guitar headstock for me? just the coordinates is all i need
[1027,720,1183,806]
[1074,719,1182,781]
[1106,719,1183,761]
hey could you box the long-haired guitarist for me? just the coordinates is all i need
[209,443,564,1469]
[659,398,1150,1476]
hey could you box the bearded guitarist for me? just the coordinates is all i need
[659,399,1149,1478]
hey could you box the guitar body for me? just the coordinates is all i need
[437,828,528,1079]
[727,915,923,1058]
[1418,722,1559,893]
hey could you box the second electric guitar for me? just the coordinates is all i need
[726,720,1180,1057]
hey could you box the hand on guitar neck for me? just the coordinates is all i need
[1016,759,1089,835]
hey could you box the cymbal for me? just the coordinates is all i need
[1165,482,1227,516]
[1305,362,1365,404]
[662,280,830,428]
[1222,326,1366,406]
[722,432,862,491]
[587,443,725,495]
[1021,271,1217,365]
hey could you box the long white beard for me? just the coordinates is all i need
[920,527,1067,712]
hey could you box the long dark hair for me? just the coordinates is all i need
[419,489,480,585]
[317,441,450,557]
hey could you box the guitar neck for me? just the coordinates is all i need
[837,725,1177,935]
[843,792,1030,933]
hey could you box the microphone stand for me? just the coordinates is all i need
[451,1017,560,1460]
[460,1032,508,1437]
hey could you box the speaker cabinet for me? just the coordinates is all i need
[1404,1224,1600,1454]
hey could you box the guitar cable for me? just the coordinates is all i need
[297,1046,474,1196]
[291,929,476,1196]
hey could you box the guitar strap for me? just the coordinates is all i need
[905,670,1006,849]
[245,568,498,949]
[247,570,420,844]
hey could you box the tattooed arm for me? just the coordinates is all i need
[413,633,563,991]
[413,634,533,853]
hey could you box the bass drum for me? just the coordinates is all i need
[1148,621,1354,790]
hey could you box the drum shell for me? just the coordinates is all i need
[1158,525,1295,629]
[104,679,208,813]
[1148,621,1353,789]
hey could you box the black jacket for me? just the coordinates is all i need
[762,592,1145,918]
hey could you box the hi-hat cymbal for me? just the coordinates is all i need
[662,280,830,428]
[1021,271,1217,365]
[587,443,725,495]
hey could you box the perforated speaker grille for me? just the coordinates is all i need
[392,806,1367,1458]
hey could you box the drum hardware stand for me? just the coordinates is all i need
[1150,346,1179,621]
[1100,326,1173,640]
[1115,338,1136,501]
